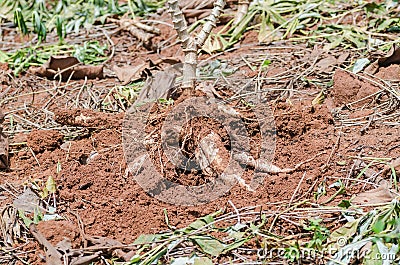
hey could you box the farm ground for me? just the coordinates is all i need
[0,1,400,264]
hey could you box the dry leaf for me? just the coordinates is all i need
[29,56,103,80]
[383,157,400,175]
[364,59,379,75]
[180,0,213,10]
[352,184,394,205]
[315,53,349,73]
[113,63,147,85]
[365,45,400,75]
[13,188,41,213]
[315,55,338,72]
[337,52,350,64]
[55,238,72,253]
[378,44,400,67]
[134,70,177,104]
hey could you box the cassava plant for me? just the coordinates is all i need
[168,0,225,93]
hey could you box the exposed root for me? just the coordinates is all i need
[108,17,160,48]
[234,151,327,174]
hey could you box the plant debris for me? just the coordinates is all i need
[29,56,104,80]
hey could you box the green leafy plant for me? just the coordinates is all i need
[194,0,400,54]
[73,40,107,64]
[0,40,108,75]
[328,199,400,264]
[284,243,301,262]
[304,218,330,250]
[127,210,251,264]
[0,0,164,42]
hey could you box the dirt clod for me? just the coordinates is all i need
[331,69,380,107]
[55,109,123,129]
[27,130,63,153]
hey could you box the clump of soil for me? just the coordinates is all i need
[331,69,380,107]
[27,129,63,153]
[55,108,123,129]
[375,64,400,80]
[274,102,334,139]
[36,220,81,248]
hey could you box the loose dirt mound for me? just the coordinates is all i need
[6,98,340,248]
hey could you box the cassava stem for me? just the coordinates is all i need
[233,0,250,26]
[168,0,226,91]
[196,0,225,47]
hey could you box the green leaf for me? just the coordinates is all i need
[170,257,191,265]
[258,12,274,43]
[372,218,386,234]
[14,8,28,35]
[181,210,223,233]
[33,207,43,224]
[329,219,360,243]
[262,59,271,69]
[352,58,370,74]
[328,238,371,264]
[377,18,396,31]
[128,254,141,263]
[189,215,214,230]
[312,90,325,105]
[32,11,47,41]
[324,35,343,50]
[55,16,65,41]
[191,235,226,257]
[364,243,381,265]
[133,234,158,245]
[0,51,9,63]
[223,238,249,253]
[284,245,300,262]
[171,256,213,265]
[193,257,213,265]
[46,176,56,194]
[18,210,33,227]
[338,200,352,209]
[230,9,257,43]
